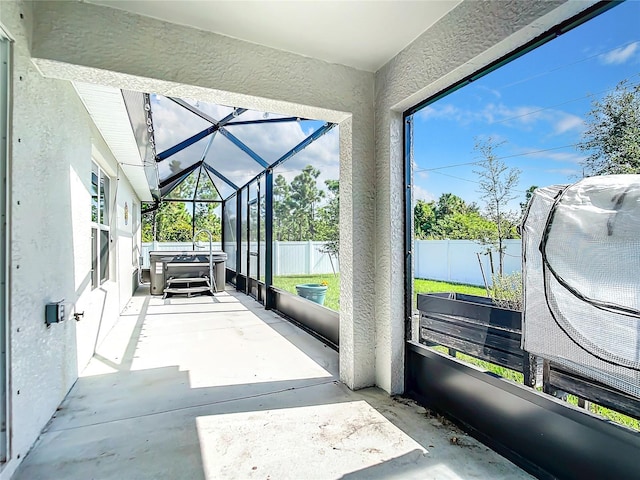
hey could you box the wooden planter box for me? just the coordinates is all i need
[417,292,538,386]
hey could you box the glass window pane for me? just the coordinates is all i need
[164,168,199,200]
[224,195,237,272]
[100,229,109,283]
[91,166,99,223]
[194,202,222,243]
[270,130,340,312]
[157,136,210,185]
[250,199,258,280]
[204,134,263,189]
[100,175,110,226]
[180,98,235,123]
[204,167,236,200]
[194,168,220,201]
[259,176,266,282]
[240,188,247,275]
[150,94,212,154]
[91,228,98,288]
[226,114,324,164]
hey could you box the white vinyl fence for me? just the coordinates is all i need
[414,239,522,286]
[141,241,339,276]
[142,239,520,284]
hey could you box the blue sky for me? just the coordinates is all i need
[411,1,640,211]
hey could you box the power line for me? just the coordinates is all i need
[490,77,640,125]
[415,143,581,173]
[428,170,528,194]
[434,172,527,193]
[495,40,640,90]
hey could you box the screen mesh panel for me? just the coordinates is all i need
[522,175,640,397]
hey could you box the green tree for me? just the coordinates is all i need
[194,203,222,241]
[289,165,325,240]
[414,199,436,239]
[317,179,339,269]
[436,193,468,217]
[141,166,222,242]
[578,80,640,176]
[190,168,221,241]
[415,194,489,240]
[273,174,293,241]
[473,137,521,275]
[520,185,538,216]
[434,210,497,241]
[153,201,193,242]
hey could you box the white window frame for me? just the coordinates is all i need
[0,29,11,464]
[91,161,111,288]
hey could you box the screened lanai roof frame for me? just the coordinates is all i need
[136,92,337,205]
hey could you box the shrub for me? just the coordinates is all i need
[490,272,523,311]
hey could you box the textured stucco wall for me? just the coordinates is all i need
[372,0,598,393]
[0,2,140,477]
[29,0,378,390]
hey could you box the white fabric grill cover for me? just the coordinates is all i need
[522,175,640,398]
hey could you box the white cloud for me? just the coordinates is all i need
[600,42,639,65]
[554,114,584,134]
[511,146,586,166]
[412,185,436,204]
[415,97,589,141]
[415,104,460,122]
[475,85,502,99]
[416,101,579,135]
[545,168,581,177]
[543,152,587,164]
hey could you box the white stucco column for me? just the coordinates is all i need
[339,116,377,389]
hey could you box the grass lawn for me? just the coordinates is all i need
[273,274,340,311]
[273,275,487,313]
[414,278,487,296]
[414,278,487,308]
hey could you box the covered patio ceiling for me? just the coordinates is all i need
[88,0,462,72]
[122,90,336,204]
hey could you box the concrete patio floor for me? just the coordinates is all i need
[15,286,531,479]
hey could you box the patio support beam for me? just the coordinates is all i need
[221,198,226,257]
[163,198,220,204]
[245,190,250,295]
[159,160,202,189]
[202,162,238,191]
[191,164,203,238]
[269,123,336,172]
[169,97,246,125]
[225,117,306,126]
[236,192,242,286]
[218,128,270,168]
[156,126,216,161]
[155,108,246,162]
[265,170,274,309]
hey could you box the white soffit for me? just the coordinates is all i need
[73,82,153,201]
[87,0,462,72]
